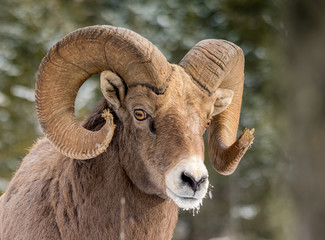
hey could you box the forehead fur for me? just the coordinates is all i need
[165,65,215,116]
[125,64,216,119]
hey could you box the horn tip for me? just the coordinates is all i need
[213,128,254,176]
[238,128,255,149]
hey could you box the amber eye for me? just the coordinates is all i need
[134,109,148,121]
[205,119,212,128]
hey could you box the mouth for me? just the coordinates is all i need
[166,187,203,210]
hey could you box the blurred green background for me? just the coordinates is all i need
[1,0,324,239]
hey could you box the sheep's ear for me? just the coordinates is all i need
[212,88,234,115]
[100,71,126,111]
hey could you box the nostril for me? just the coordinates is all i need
[181,172,196,190]
[198,176,207,185]
[181,172,207,192]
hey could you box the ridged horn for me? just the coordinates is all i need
[36,25,171,160]
[179,40,254,175]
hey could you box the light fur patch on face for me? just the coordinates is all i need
[165,156,209,210]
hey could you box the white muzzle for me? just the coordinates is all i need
[165,156,209,210]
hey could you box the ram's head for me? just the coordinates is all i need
[36,26,254,210]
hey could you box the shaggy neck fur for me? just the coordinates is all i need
[0,100,178,240]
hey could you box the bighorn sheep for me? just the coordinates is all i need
[0,25,254,239]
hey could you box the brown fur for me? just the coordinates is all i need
[0,66,218,239]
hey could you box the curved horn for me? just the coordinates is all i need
[179,40,254,175]
[36,25,171,160]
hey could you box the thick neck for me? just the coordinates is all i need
[60,100,179,239]
[62,133,178,239]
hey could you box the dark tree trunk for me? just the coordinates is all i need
[286,1,325,239]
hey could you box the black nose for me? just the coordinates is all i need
[181,172,207,192]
